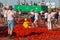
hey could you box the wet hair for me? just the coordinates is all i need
[9,6,13,10]
[46,10,48,12]
[4,7,7,10]
[51,10,54,12]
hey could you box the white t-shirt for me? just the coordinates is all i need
[44,12,48,18]
[7,10,14,20]
[47,14,51,22]
[51,12,56,19]
[35,13,39,20]
[4,10,7,17]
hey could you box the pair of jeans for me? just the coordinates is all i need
[7,20,14,30]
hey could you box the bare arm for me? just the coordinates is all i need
[12,13,15,18]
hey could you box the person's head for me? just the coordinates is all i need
[42,9,44,11]
[9,6,13,10]
[46,10,48,13]
[4,7,7,10]
[24,18,27,21]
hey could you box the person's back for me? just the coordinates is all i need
[47,13,51,22]
[7,10,14,21]
[47,13,52,30]
[51,12,56,19]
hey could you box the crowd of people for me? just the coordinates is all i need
[0,6,60,38]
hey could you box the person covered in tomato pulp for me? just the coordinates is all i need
[23,18,29,28]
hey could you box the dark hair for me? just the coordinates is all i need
[9,6,13,10]
[46,10,48,12]
[51,9,54,12]
[4,7,7,10]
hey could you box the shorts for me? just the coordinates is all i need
[7,20,14,30]
[30,15,34,22]
[51,18,55,24]
[55,15,58,19]
[4,17,7,24]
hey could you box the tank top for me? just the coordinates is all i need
[7,10,14,20]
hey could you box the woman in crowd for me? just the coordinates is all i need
[6,6,15,38]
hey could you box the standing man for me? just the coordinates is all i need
[47,12,52,30]
[6,6,15,38]
[44,11,48,25]
[51,10,56,28]
[29,10,35,28]
[34,11,39,27]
